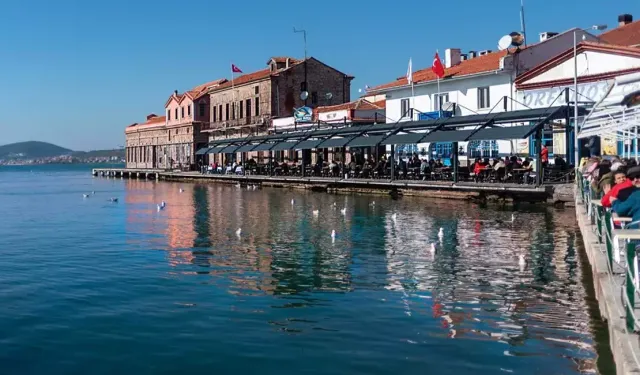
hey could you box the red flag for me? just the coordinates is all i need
[231,64,243,73]
[431,52,445,79]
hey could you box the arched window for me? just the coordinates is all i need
[468,140,499,158]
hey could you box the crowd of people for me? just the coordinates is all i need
[581,156,640,227]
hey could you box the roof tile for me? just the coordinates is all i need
[599,20,640,47]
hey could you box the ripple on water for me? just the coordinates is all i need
[0,167,608,374]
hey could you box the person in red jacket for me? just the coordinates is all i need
[602,168,634,207]
[540,145,549,167]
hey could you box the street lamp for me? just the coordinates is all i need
[574,24,607,166]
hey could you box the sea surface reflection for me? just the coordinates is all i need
[0,166,609,374]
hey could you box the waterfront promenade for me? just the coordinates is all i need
[92,168,572,205]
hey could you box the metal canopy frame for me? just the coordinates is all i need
[195,147,211,155]
[206,106,574,150]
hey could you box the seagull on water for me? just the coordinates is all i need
[438,227,444,239]
[519,254,526,268]
[312,209,319,216]
[392,213,397,221]
[236,228,242,237]
[430,243,437,254]
[83,194,89,198]
[291,199,295,205]
[331,230,336,239]
[179,188,184,193]
[91,191,95,195]
[370,201,376,207]
[110,197,118,203]
[157,204,162,212]
[161,201,166,208]
[511,213,516,223]
[340,207,346,215]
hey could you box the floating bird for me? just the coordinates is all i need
[83,194,89,198]
[179,188,184,193]
[430,243,437,254]
[157,204,162,212]
[312,209,319,216]
[340,207,346,215]
[392,213,397,221]
[110,197,118,203]
[252,184,257,190]
[236,183,241,188]
[91,191,95,195]
[511,214,516,223]
[519,254,526,268]
[370,201,376,207]
[161,201,166,208]
[236,228,242,237]
[331,230,336,239]
[291,199,295,205]
[438,227,444,238]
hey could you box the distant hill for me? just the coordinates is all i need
[72,149,124,158]
[0,141,72,159]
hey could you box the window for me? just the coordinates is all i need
[468,140,499,158]
[239,101,243,118]
[434,93,449,111]
[232,103,236,120]
[199,103,206,117]
[225,103,230,120]
[254,86,259,95]
[212,105,216,122]
[400,98,410,118]
[255,97,260,116]
[477,87,490,109]
[188,105,191,116]
[167,110,171,121]
[246,99,252,120]
[219,105,222,121]
[175,108,178,120]
[181,106,185,118]
[311,91,318,105]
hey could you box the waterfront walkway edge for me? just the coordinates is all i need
[575,196,640,375]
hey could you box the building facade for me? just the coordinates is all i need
[203,56,354,164]
[124,79,226,169]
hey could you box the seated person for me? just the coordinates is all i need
[611,167,640,228]
[602,167,634,207]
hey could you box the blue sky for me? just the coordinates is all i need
[0,0,638,150]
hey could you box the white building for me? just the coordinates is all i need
[366,28,602,164]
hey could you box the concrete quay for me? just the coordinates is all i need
[575,198,640,375]
[92,167,574,205]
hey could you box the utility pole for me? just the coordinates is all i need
[294,27,308,106]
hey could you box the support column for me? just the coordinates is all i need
[301,151,305,177]
[535,128,543,186]
[390,145,395,181]
[269,151,273,176]
[565,103,572,166]
[341,147,346,179]
[452,141,459,183]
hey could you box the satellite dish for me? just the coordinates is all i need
[325,92,333,100]
[498,35,513,50]
[300,91,309,100]
[442,102,455,111]
[497,32,525,51]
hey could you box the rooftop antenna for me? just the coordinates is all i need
[520,0,527,47]
[293,27,307,60]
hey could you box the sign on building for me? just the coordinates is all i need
[294,106,313,123]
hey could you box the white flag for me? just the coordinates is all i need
[406,58,413,85]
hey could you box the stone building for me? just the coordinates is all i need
[203,56,354,164]
[124,79,226,169]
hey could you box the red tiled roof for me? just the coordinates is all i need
[316,98,385,113]
[599,20,640,47]
[210,68,273,91]
[369,50,508,92]
[165,78,228,107]
[142,115,166,125]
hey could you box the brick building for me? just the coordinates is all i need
[203,56,354,164]
[124,79,226,169]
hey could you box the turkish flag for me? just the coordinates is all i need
[432,52,445,79]
[231,64,243,73]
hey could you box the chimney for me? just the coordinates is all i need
[444,48,461,68]
[468,50,476,59]
[460,53,468,62]
[146,114,157,121]
[619,14,633,27]
[174,90,178,96]
[539,32,559,42]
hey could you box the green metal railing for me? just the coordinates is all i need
[577,171,640,333]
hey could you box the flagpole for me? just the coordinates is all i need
[410,57,415,121]
[231,63,236,122]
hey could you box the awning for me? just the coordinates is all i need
[347,135,385,147]
[468,125,537,141]
[252,143,276,151]
[235,144,257,153]
[422,129,475,143]
[271,142,298,151]
[207,146,228,154]
[381,133,425,145]
[220,145,239,153]
[316,137,351,148]
[195,147,211,155]
[294,139,324,150]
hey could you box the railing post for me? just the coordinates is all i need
[625,242,636,331]
[604,209,613,267]
[595,205,602,242]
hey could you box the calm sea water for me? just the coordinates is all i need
[0,164,614,374]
